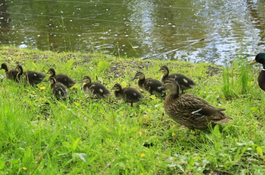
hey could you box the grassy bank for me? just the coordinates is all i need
[0,47,265,174]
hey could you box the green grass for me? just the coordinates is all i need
[0,46,265,174]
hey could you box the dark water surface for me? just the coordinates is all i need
[0,0,265,65]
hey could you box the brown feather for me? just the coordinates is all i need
[112,83,143,107]
[0,63,18,81]
[16,65,45,85]
[47,68,76,88]
[80,76,111,99]
[48,77,69,100]
[158,66,197,93]
[132,71,165,96]
[164,80,232,130]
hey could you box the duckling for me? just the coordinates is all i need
[0,63,18,81]
[112,83,144,107]
[16,65,46,85]
[48,77,69,100]
[47,68,76,88]
[163,79,232,130]
[80,76,112,99]
[249,53,265,91]
[157,66,197,94]
[131,71,165,97]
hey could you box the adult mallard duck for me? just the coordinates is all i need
[157,66,198,94]
[112,83,144,107]
[47,68,76,88]
[48,77,69,100]
[163,79,232,130]
[131,71,165,97]
[80,76,112,99]
[249,53,265,91]
[16,65,46,85]
[0,63,18,81]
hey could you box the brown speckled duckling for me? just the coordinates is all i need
[163,79,232,130]
[47,68,76,88]
[16,65,46,85]
[48,77,69,100]
[157,66,197,94]
[80,76,112,99]
[131,71,165,97]
[0,63,18,81]
[112,83,144,107]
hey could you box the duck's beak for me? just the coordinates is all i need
[248,59,257,65]
[156,69,162,73]
[111,87,114,90]
[79,80,83,83]
[158,85,165,90]
[131,77,136,81]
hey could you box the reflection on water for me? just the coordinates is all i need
[128,0,155,54]
[0,0,264,65]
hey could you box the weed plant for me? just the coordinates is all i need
[0,47,265,174]
[222,55,251,99]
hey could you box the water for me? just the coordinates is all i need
[0,0,264,65]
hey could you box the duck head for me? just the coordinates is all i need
[249,53,265,69]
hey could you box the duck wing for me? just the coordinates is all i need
[169,73,197,85]
[175,94,230,121]
[144,78,165,93]
[23,71,46,85]
[87,82,111,99]
[53,83,69,100]
[123,88,143,102]
[55,74,76,88]
[6,69,19,81]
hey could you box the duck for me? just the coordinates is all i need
[157,65,198,94]
[163,79,232,130]
[48,77,69,100]
[0,63,18,81]
[112,83,144,107]
[16,65,46,85]
[47,68,76,88]
[131,71,166,97]
[80,76,112,99]
[249,53,265,91]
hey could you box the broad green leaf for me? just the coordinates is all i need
[32,61,37,68]
[72,138,80,152]
[0,159,5,170]
[189,158,194,167]
[72,153,87,163]
[78,153,87,163]
[257,146,263,156]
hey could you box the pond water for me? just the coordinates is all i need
[0,0,264,65]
